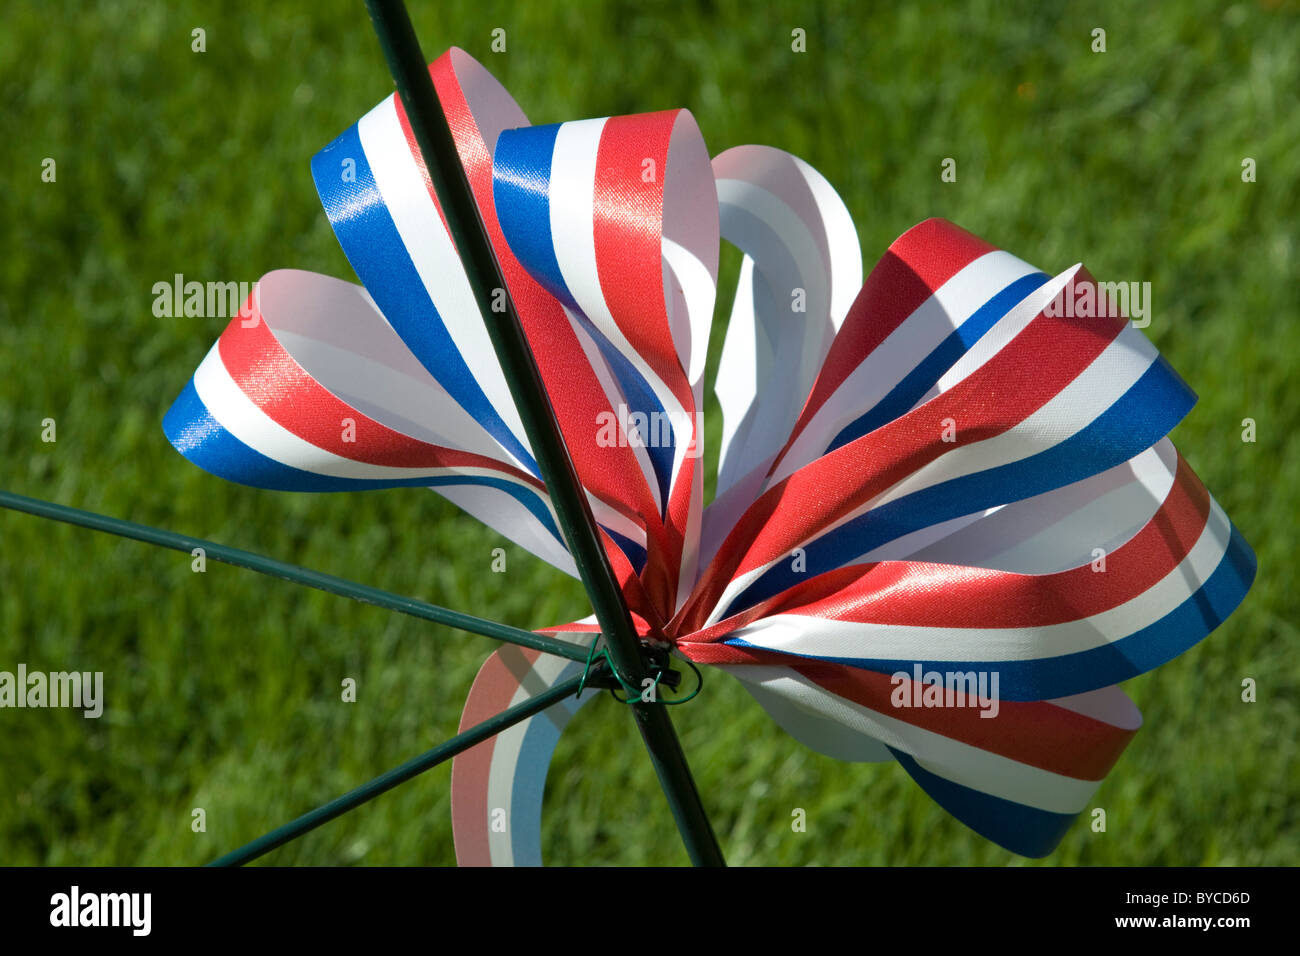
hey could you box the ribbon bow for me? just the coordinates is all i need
[163,48,1255,864]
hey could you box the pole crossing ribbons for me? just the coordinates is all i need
[164,48,1255,862]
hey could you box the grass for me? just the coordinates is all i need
[0,0,1296,865]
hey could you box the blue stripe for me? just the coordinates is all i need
[827,272,1049,452]
[492,120,674,510]
[724,354,1197,616]
[162,379,564,545]
[493,124,579,312]
[588,339,675,510]
[888,748,1075,857]
[726,521,1255,701]
[311,124,537,476]
[603,527,648,575]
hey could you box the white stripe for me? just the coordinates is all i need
[721,666,1099,814]
[1049,684,1142,731]
[711,147,861,508]
[486,654,589,865]
[855,507,1003,564]
[726,494,1230,663]
[791,153,862,331]
[874,318,1159,511]
[741,675,893,762]
[716,174,833,394]
[661,110,719,395]
[212,335,647,577]
[661,236,715,391]
[195,344,538,490]
[209,333,640,557]
[358,97,531,469]
[927,262,1080,401]
[435,484,576,577]
[587,494,649,551]
[771,251,1047,486]
[713,255,760,499]
[908,440,1177,573]
[271,330,509,460]
[706,285,1156,624]
[548,120,690,490]
[254,269,512,461]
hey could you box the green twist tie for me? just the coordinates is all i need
[577,637,702,705]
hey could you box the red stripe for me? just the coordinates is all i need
[682,643,1135,781]
[591,111,695,415]
[590,110,708,620]
[778,219,996,463]
[680,449,1209,637]
[676,266,1126,633]
[451,645,542,866]
[217,308,541,481]
[539,614,657,640]
[430,52,671,589]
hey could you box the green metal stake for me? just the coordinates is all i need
[363,0,724,865]
[0,490,589,664]
[207,668,606,866]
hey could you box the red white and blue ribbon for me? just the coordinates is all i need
[164,48,1255,862]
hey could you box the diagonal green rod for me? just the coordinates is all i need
[0,490,588,663]
[207,668,601,866]
[363,0,725,865]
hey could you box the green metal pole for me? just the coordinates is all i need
[0,490,588,663]
[363,0,724,865]
[207,669,602,866]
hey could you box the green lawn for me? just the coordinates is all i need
[1,0,1296,865]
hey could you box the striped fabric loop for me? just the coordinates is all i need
[160,47,1254,863]
[490,108,719,617]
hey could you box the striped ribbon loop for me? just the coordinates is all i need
[161,47,1254,863]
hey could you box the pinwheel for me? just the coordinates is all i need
[161,44,1254,864]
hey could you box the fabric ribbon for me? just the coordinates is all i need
[163,48,1255,863]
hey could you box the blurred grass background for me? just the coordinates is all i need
[1,0,1296,865]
